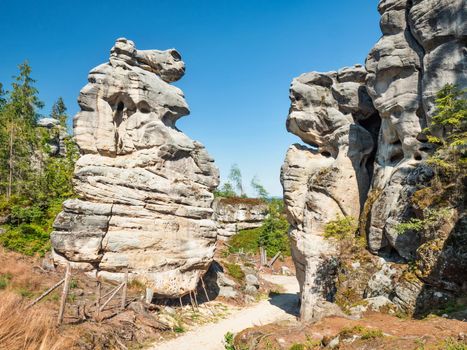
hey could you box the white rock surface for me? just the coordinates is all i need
[51,38,219,298]
[213,197,268,239]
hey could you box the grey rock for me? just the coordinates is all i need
[244,285,258,295]
[365,263,397,298]
[245,274,259,287]
[218,286,238,298]
[37,118,59,128]
[281,65,375,322]
[51,38,219,298]
[281,0,466,320]
[217,272,237,288]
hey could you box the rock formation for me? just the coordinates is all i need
[282,0,466,321]
[213,197,268,239]
[51,38,219,298]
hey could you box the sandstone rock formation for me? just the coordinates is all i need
[281,65,378,321]
[282,0,466,321]
[51,38,219,298]
[213,197,268,239]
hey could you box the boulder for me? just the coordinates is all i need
[51,38,219,298]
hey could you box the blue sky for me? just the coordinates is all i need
[0,1,380,196]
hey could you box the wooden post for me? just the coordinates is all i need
[188,291,195,311]
[121,269,128,310]
[27,278,64,309]
[95,279,101,320]
[260,246,267,266]
[99,282,124,312]
[201,277,210,303]
[179,296,183,308]
[145,288,154,304]
[268,251,282,268]
[57,262,72,325]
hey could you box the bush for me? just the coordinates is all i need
[0,223,50,256]
[324,216,358,240]
[228,199,290,258]
[229,227,262,254]
[224,262,245,281]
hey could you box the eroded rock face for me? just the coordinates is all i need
[51,38,219,298]
[282,0,466,321]
[213,198,268,239]
[281,65,378,321]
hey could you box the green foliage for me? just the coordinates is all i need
[425,84,466,147]
[0,223,50,256]
[395,208,450,235]
[228,163,244,196]
[50,97,67,128]
[224,262,245,281]
[259,199,290,257]
[251,175,269,199]
[173,325,185,333]
[228,199,290,258]
[442,338,467,350]
[229,227,262,253]
[339,325,383,340]
[215,182,237,198]
[0,273,12,289]
[288,344,306,350]
[224,332,235,350]
[395,218,424,235]
[324,216,358,240]
[0,65,77,256]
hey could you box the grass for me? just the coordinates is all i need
[0,291,74,349]
[339,325,384,340]
[224,331,235,350]
[224,262,245,281]
[442,338,467,350]
[0,272,12,289]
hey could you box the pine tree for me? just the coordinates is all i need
[50,97,67,128]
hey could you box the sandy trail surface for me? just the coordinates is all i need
[150,274,299,350]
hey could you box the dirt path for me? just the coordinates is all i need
[150,274,299,350]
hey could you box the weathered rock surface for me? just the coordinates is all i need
[51,38,219,298]
[281,65,378,321]
[282,0,466,321]
[213,197,268,239]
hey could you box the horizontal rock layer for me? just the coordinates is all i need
[51,38,219,298]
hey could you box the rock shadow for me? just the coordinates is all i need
[268,291,300,317]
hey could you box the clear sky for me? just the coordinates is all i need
[0,0,381,196]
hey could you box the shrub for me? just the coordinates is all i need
[324,216,358,240]
[229,227,262,253]
[0,223,50,256]
[225,262,245,281]
[228,198,290,258]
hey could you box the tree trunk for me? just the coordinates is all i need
[7,123,14,198]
